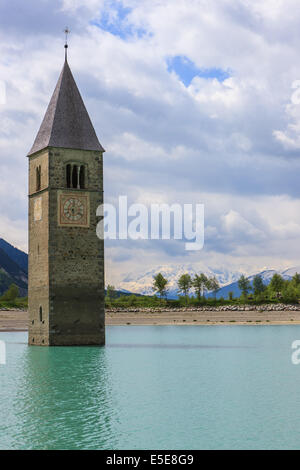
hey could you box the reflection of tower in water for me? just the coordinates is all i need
[13,346,117,449]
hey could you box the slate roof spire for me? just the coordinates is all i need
[28,56,104,156]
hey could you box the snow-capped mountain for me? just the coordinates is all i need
[116,263,254,298]
[116,264,300,299]
[215,266,300,299]
[247,267,300,284]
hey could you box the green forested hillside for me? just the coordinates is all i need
[0,246,28,296]
[0,238,28,273]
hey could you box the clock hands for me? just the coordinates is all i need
[64,198,84,221]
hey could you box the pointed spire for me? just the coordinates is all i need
[28,60,104,156]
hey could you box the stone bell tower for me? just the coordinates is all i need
[27,52,105,346]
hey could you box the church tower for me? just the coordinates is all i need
[27,54,105,346]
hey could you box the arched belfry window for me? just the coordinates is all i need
[72,165,78,188]
[79,165,85,189]
[66,164,71,188]
[36,166,41,192]
[66,163,86,189]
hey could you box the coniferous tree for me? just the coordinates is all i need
[208,276,220,299]
[106,285,117,302]
[238,275,251,300]
[1,284,19,301]
[178,274,192,305]
[292,272,300,287]
[192,274,207,301]
[153,273,168,301]
[269,274,284,297]
[253,275,266,298]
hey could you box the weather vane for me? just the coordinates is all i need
[64,27,70,61]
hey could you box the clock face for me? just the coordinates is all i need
[63,198,84,222]
[58,192,89,227]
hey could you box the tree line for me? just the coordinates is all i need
[106,271,300,307]
[0,283,27,309]
[237,272,300,303]
[0,284,19,302]
[152,272,220,304]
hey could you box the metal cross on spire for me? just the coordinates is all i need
[64,27,70,61]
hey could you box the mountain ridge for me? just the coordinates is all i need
[0,238,299,300]
[0,244,28,296]
[116,264,300,299]
[0,238,28,273]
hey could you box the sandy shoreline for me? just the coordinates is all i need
[2,309,300,331]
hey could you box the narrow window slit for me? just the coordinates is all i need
[79,165,85,189]
[36,166,41,191]
[72,165,78,188]
[66,164,71,188]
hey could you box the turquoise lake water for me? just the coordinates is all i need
[1,325,300,449]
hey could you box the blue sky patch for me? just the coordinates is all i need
[167,56,230,87]
[91,2,148,40]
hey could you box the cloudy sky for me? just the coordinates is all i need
[1,0,300,284]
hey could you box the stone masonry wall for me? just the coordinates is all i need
[28,150,50,345]
[48,148,105,346]
[28,147,105,346]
